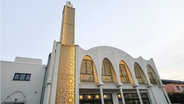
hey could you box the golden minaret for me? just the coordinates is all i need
[56,1,75,104]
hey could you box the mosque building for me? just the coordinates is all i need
[1,1,171,104]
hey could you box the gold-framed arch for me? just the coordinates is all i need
[134,63,148,84]
[119,60,133,84]
[101,58,118,83]
[147,64,159,85]
[80,55,98,83]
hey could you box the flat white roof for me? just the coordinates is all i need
[15,57,42,64]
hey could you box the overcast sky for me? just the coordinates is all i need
[1,0,184,80]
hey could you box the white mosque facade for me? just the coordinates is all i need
[1,2,171,104]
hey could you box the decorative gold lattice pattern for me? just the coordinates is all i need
[56,45,75,104]
[80,55,97,82]
[119,63,130,83]
[134,63,147,84]
[119,60,134,84]
[102,58,114,83]
[147,64,158,85]
[61,6,75,45]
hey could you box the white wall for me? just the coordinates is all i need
[42,41,60,104]
[1,57,45,104]
[151,86,168,104]
[76,46,169,104]
[76,46,157,86]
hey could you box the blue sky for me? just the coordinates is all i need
[1,0,184,80]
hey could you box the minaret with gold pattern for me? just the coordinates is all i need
[56,1,75,104]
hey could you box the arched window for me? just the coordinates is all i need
[134,63,147,84]
[80,55,98,82]
[147,64,159,85]
[119,60,133,84]
[102,58,117,83]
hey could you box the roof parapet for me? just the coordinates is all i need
[15,57,42,64]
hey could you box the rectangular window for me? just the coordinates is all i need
[14,73,20,80]
[176,86,180,91]
[123,89,150,104]
[182,86,184,91]
[13,73,31,81]
[20,74,26,80]
[79,93,113,104]
[141,93,150,104]
[124,93,140,104]
[25,74,31,81]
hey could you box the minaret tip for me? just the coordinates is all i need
[66,1,73,7]
[61,0,75,45]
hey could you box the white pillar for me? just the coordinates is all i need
[147,84,157,104]
[162,85,171,104]
[50,43,60,104]
[134,85,143,104]
[43,41,57,104]
[119,87,126,104]
[99,85,104,104]
[43,84,51,104]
